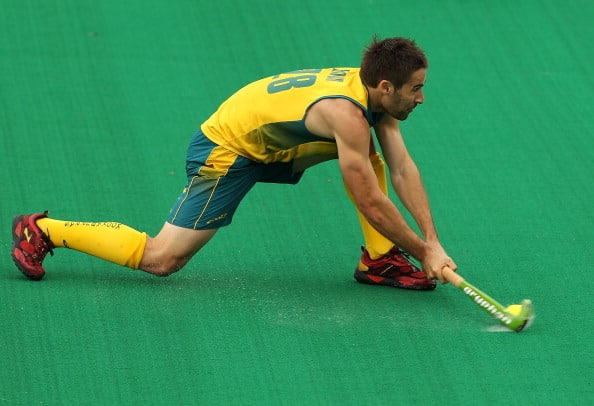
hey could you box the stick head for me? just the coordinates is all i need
[505,299,534,332]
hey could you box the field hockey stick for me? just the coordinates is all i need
[442,266,534,332]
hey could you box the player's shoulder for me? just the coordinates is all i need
[305,97,369,140]
[310,97,367,123]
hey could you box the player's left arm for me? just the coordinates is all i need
[376,114,457,280]
[374,114,438,243]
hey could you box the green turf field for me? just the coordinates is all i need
[1,0,593,404]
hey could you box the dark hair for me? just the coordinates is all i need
[360,36,428,88]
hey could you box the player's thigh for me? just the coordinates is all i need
[169,149,264,230]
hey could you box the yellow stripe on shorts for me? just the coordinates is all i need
[198,145,239,178]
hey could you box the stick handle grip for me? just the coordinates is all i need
[442,266,464,288]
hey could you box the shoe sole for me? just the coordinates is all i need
[11,215,44,281]
[354,270,436,291]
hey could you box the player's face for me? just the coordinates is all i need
[384,68,426,120]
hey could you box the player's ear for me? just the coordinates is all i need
[378,80,393,95]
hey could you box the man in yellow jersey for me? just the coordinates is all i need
[12,36,457,289]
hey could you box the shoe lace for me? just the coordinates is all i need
[388,248,424,273]
[40,210,54,256]
[43,234,54,257]
[389,247,412,264]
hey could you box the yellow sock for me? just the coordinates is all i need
[345,152,394,260]
[36,218,147,269]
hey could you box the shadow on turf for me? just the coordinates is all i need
[5,264,493,332]
[5,263,442,300]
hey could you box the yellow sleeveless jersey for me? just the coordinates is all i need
[200,68,377,164]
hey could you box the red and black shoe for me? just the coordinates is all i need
[12,211,54,281]
[354,246,436,290]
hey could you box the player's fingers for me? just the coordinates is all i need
[433,266,447,284]
[439,262,455,284]
[446,259,457,272]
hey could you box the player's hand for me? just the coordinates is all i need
[420,241,457,284]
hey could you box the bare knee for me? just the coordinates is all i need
[141,256,190,277]
[138,224,217,277]
[152,267,179,277]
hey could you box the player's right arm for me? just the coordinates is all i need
[305,98,429,262]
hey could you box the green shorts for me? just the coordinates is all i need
[167,130,304,230]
